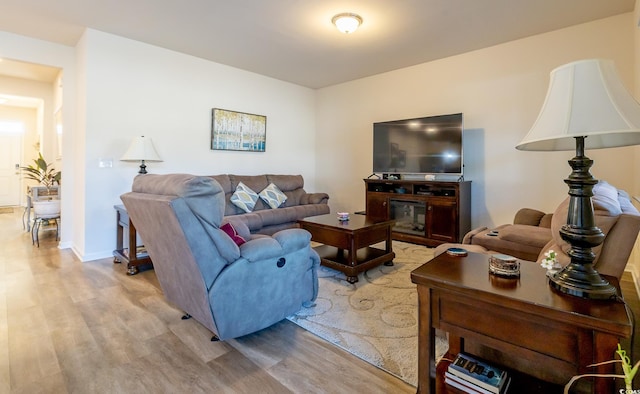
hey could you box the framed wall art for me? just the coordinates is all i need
[211,108,266,152]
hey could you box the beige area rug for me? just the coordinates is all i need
[0,207,14,214]
[287,241,448,387]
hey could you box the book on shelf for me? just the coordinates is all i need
[123,246,148,259]
[445,372,489,394]
[447,353,509,394]
[445,371,511,394]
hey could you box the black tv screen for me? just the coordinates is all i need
[373,113,463,175]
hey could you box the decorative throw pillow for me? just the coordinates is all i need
[230,182,259,213]
[220,223,247,246]
[259,183,287,209]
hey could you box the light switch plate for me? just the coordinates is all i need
[98,158,113,168]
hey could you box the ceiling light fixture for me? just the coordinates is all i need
[332,13,362,34]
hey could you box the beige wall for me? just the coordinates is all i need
[317,13,637,230]
[630,0,640,281]
[76,29,318,260]
[0,75,55,162]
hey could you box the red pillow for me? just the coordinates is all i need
[221,222,247,246]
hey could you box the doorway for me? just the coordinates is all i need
[0,58,62,210]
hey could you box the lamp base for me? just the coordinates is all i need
[547,264,617,300]
[138,160,147,174]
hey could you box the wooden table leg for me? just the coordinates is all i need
[417,285,434,394]
[114,210,124,263]
[383,225,394,266]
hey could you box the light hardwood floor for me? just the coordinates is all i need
[4,209,639,393]
[0,209,414,394]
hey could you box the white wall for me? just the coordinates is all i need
[316,13,637,229]
[78,29,317,260]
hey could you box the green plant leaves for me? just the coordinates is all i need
[20,152,61,190]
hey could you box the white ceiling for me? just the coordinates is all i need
[0,0,635,89]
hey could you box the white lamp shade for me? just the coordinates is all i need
[516,59,640,151]
[121,136,162,162]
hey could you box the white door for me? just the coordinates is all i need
[0,133,22,206]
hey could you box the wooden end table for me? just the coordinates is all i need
[411,251,632,394]
[298,214,395,283]
[113,204,152,275]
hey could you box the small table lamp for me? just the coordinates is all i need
[121,135,163,174]
[517,59,640,299]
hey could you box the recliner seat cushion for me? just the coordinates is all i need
[469,224,544,261]
[499,224,552,249]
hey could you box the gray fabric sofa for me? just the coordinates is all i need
[132,173,330,235]
[208,174,330,235]
[121,174,320,340]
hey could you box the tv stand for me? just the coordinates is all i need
[364,179,471,246]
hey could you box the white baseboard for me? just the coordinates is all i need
[79,249,114,262]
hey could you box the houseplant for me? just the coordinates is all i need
[21,152,61,194]
[21,153,61,216]
[564,344,638,393]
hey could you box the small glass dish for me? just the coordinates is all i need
[337,212,350,221]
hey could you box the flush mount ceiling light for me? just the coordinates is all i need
[332,13,362,34]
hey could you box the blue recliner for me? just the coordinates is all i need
[121,174,319,341]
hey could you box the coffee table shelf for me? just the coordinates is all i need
[314,244,394,278]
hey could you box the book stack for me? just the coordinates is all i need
[445,353,511,394]
[123,246,149,259]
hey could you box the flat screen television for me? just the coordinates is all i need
[372,113,463,176]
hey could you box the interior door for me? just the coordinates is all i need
[0,133,22,206]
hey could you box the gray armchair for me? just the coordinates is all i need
[121,174,319,341]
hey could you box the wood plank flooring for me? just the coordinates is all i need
[2,209,639,393]
[0,210,414,393]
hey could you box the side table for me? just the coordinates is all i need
[411,252,632,394]
[113,204,152,275]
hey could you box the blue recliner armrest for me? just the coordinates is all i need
[239,228,312,262]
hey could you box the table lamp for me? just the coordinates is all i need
[121,135,163,174]
[516,59,640,300]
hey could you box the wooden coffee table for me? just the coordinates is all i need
[411,251,632,394]
[298,214,395,283]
